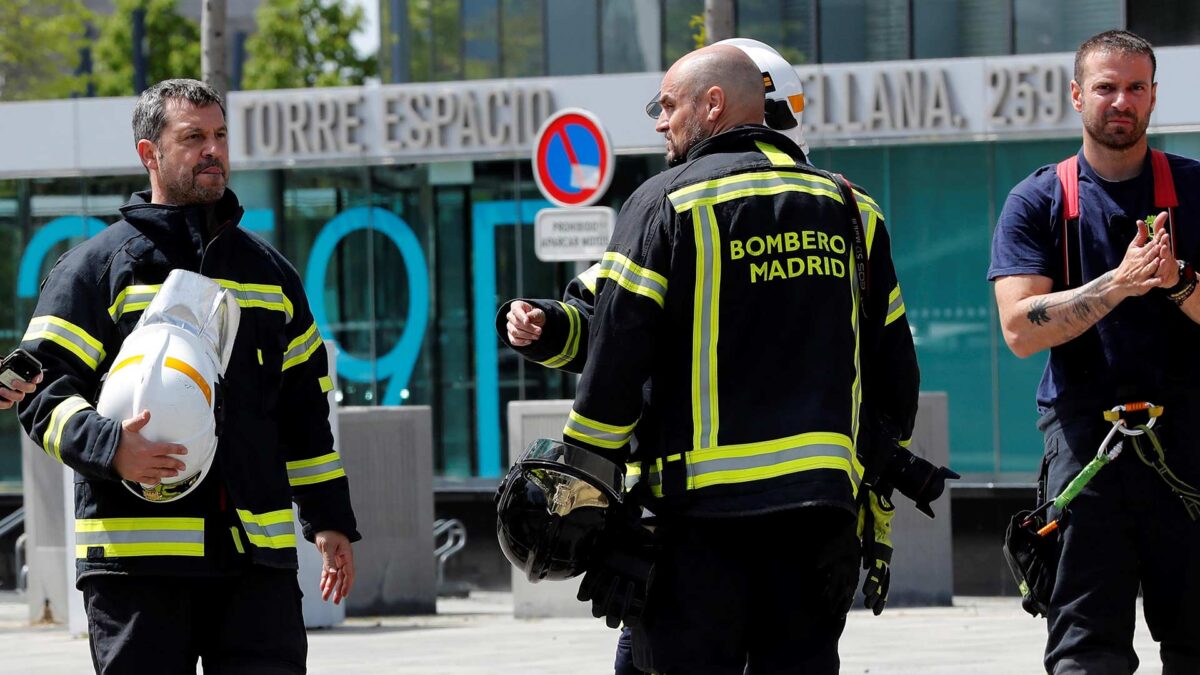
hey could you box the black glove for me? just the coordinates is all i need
[862,541,892,615]
[883,447,960,518]
[577,522,658,629]
[815,525,861,619]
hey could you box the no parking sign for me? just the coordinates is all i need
[531,108,615,208]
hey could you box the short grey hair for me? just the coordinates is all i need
[132,79,226,145]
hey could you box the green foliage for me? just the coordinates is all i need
[0,0,91,101]
[92,0,201,96]
[243,0,377,90]
[689,14,706,50]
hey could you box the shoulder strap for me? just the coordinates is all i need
[1056,156,1080,288]
[830,172,870,309]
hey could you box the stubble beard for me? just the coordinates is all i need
[1083,108,1150,152]
[159,155,227,206]
[666,115,711,167]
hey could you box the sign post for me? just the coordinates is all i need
[531,108,617,262]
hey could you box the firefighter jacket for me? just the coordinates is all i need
[19,189,360,579]
[561,125,919,518]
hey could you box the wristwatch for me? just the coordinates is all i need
[1165,259,1198,305]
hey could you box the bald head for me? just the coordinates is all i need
[654,45,766,165]
[670,45,765,130]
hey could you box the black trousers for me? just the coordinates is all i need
[1040,408,1200,675]
[81,566,307,675]
[631,507,859,675]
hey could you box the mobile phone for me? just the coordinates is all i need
[0,349,42,389]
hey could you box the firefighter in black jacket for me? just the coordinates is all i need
[548,46,919,674]
[18,79,360,674]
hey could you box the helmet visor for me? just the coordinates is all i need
[526,467,611,516]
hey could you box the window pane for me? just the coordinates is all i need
[547,0,599,76]
[602,0,662,73]
[464,0,501,79]
[501,0,546,77]
[737,0,816,65]
[663,0,705,66]
[1015,0,1122,55]
[913,0,1010,59]
[1128,0,1200,49]
[819,0,909,63]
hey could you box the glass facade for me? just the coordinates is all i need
[382,0,1129,84]
[6,132,1200,488]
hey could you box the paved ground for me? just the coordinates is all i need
[0,591,1161,674]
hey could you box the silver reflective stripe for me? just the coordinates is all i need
[23,316,105,369]
[669,172,840,211]
[598,255,668,306]
[240,518,295,540]
[287,457,344,481]
[693,205,719,450]
[108,286,161,320]
[688,443,858,482]
[282,322,322,371]
[76,529,204,546]
[564,416,629,445]
[886,286,905,325]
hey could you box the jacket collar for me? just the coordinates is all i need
[119,188,245,246]
[685,124,808,165]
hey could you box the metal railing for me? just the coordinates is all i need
[432,518,467,597]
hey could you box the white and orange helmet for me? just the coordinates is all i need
[97,270,240,503]
[717,38,810,158]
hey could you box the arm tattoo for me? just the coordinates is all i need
[1027,300,1050,325]
[1025,272,1114,330]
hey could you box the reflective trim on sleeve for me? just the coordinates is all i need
[23,315,106,370]
[108,284,162,321]
[577,264,600,295]
[598,252,668,308]
[563,410,636,450]
[235,508,297,549]
[853,190,881,254]
[282,322,323,372]
[691,205,721,451]
[213,280,294,323]
[230,526,246,554]
[319,375,334,393]
[42,395,92,463]
[75,517,205,558]
[668,171,841,213]
[538,302,581,369]
[755,141,797,168]
[885,285,906,326]
[643,432,862,497]
[286,451,347,487]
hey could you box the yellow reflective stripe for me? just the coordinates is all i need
[107,284,162,320]
[213,279,294,323]
[850,227,863,447]
[230,526,245,554]
[538,302,581,369]
[319,375,334,393]
[286,451,346,486]
[23,315,106,370]
[862,206,879,254]
[755,141,797,167]
[41,395,92,463]
[668,171,841,213]
[645,432,862,496]
[75,517,205,558]
[854,189,883,219]
[598,252,668,307]
[563,410,635,450]
[885,284,906,326]
[898,437,911,448]
[577,264,600,295]
[282,322,323,372]
[164,356,211,405]
[235,508,297,549]
[691,206,720,451]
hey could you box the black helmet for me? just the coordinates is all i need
[496,439,624,582]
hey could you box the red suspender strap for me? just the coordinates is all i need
[1150,149,1179,252]
[1056,156,1079,287]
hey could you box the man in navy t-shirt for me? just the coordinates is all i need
[990,30,1200,675]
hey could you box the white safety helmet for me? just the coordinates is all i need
[96,270,240,503]
[716,38,810,158]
